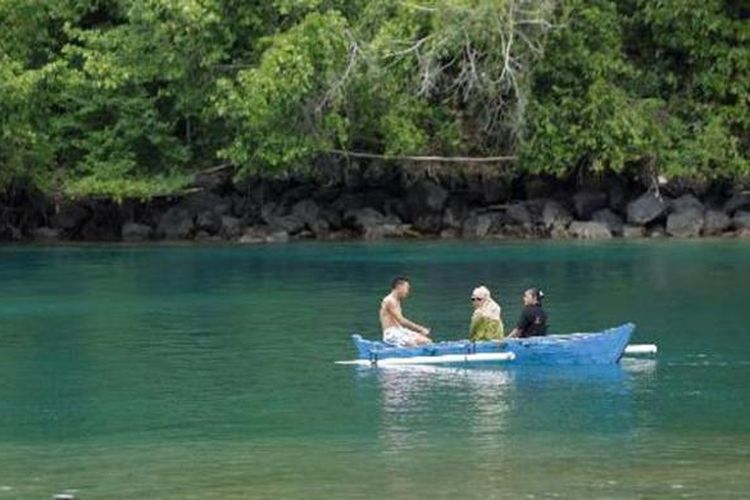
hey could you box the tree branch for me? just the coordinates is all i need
[326,149,516,163]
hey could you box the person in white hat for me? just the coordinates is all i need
[468,285,504,341]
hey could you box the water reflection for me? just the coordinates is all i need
[354,360,659,454]
[365,365,516,496]
[621,357,658,376]
[377,365,515,435]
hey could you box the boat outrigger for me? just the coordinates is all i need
[337,323,657,367]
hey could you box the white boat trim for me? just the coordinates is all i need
[336,352,516,366]
[337,343,657,366]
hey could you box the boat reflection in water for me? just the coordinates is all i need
[347,358,658,497]
[378,365,515,436]
[357,358,656,452]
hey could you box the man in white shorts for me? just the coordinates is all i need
[379,277,431,347]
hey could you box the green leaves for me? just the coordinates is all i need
[0,0,238,197]
[521,0,749,180]
[0,56,52,187]
[0,0,747,198]
[215,10,351,173]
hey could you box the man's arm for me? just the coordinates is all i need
[385,299,430,335]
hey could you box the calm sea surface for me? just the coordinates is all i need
[0,241,748,499]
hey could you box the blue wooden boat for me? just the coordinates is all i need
[344,323,635,366]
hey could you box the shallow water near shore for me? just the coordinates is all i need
[0,240,748,498]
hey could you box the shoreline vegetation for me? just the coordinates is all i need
[1,166,748,244]
[1,1,748,242]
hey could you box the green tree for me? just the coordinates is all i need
[520,0,749,180]
[0,0,747,198]
[215,9,353,174]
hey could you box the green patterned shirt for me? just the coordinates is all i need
[469,316,504,341]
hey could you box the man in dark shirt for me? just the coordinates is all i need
[507,288,548,338]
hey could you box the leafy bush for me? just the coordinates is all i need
[0,0,747,197]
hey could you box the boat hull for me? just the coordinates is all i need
[351,323,634,366]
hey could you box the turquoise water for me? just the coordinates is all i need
[0,241,748,498]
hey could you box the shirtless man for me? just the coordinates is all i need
[380,277,432,347]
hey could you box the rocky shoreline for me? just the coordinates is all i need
[1,165,749,243]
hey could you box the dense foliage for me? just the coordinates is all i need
[1,0,748,197]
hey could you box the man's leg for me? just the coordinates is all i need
[391,327,432,347]
[410,332,432,346]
